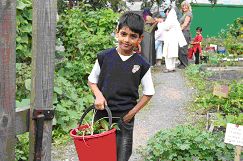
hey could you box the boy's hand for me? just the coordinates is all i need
[94,94,107,110]
[123,112,134,123]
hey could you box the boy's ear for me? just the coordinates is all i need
[115,29,119,38]
[138,35,144,44]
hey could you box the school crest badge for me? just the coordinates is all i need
[132,65,140,73]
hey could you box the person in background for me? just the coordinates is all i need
[162,6,187,73]
[178,1,193,69]
[154,14,165,66]
[141,8,158,65]
[191,27,203,64]
[142,8,153,22]
[88,12,155,161]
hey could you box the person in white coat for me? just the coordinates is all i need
[154,15,165,66]
[162,7,187,72]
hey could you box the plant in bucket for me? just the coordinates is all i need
[70,105,118,161]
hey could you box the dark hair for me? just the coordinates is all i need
[143,8,152,20]
[196,27,202,32]
[117,12,144,36]
[164,6,172,14]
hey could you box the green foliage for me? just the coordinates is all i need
[219,17,243,39]
[218,17,243,55]
[53,8,118,133]
[56,7,118,88]
[78,0,125,11]
[53,74,94,132]
[214,113,243,127]
[16,63,31,102]
[194,82,243,115]
[57,7,118,60]
[15,3,119,159]
[140,125,236,161]
[76,117,119,136]
[16,0,32,63]
[185,65,243,115]
[15,133,29,161]
[184,64,211,91]
[57,0,67,14]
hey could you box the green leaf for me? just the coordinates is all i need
[54,87,63,95]
[16,99,30,108]
[100,119,109,131]
[17,1,28,10]
[24,79,31,91]
[56,104,66,112]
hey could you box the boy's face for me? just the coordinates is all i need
[196,30,202,35]
[116,26,143,54]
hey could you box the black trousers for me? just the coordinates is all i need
[95,110,134,161]
[178,30,191,67]
[195,49,200,64]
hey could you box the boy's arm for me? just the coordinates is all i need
[123,95,152,123]
[88,59,106,110]
[88,81,107,110]
[123,68,154,123]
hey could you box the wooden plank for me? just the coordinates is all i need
[0,0,17,160]
[29,0,57,160]
[234,145,242,161]
[16,107,30,135]
[206,66,243,71]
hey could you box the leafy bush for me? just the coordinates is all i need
[194,81,243,115]
[53,7,119,133]
[16,0,32,63]
[15,133,29,161]
[185,65,243,115]
[214,113,243,127]
[56,7,118,85]
[15,3,120,159]
[140,125,236,161]
[218,17,243,55]
[219,17,243,39]
[16,63,31,103]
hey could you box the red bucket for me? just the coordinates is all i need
[70,106,117,161]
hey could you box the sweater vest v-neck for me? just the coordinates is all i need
[97,48,150,112]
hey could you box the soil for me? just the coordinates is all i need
[51,66,194,161]
[206,69,243,82]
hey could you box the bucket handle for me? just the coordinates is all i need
[78,105,113,130]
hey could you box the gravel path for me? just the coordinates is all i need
[52,66,193,161]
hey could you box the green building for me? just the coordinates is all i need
[191,4,243,37]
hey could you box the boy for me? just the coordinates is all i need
[191,27,203,64]
[88,12,155,161]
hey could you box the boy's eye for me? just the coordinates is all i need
[131,34,138,39]
[120,32,127,36]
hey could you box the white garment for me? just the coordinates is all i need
[162,8,187,59]
[88,53,155,96]
[155,22,165,41]
[155,40,163,59]
[165,57,176,70]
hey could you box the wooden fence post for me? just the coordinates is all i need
[0,0,17,160]
[29,0,57,160]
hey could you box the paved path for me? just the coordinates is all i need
[52,67,193,161]
[130,67,193,161]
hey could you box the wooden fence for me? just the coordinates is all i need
[0,0,57,160]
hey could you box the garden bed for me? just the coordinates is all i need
[206,68,243,81]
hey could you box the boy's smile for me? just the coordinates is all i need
[116,26,143,56]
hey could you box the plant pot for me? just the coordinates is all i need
[70,106,117,161]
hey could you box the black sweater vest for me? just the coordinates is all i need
[97,48,150,112]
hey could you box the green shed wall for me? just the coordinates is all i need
[190,4,243,37]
